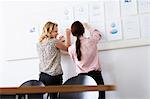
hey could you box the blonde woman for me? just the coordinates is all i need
[37,21,70,99]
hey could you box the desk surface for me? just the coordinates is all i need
[0,85,116,94]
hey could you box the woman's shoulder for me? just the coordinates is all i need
[68,44,75,51]
[37,38,57,47]
[46,38,59,45]
[51,38,58,41]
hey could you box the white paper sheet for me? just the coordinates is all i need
[139,14,150,38]
[60,6,74,33]
[122,15,140,39]
[104,0,120,20]
[89,1,106,42]
[106,19,122,41]
[74,4,89,23]
[89,1,104,21]
[59,6,75,44]
[120,0,138,16]
[138,0,150,14]
[62,7,74,28]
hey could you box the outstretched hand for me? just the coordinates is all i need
[65,28,71,47]
[66,28,71,36]
[57,35,65,42]
[83,22,91,31]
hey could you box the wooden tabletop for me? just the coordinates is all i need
[0,85,116,95]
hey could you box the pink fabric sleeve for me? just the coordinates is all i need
[89,29,102,44]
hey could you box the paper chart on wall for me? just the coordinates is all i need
[120,0,138,16]
[139,14,150,38]
[104,0,120,20]
[61,6,74,31]
[59,6,75,43]
[89,1,104,20]
[74,5,89,23]
[89,1,106,42]
[122,16,140,40]
[105,19,122,41]
[59,6,74,36]
[74,5,89,38]
[138,0,150,14]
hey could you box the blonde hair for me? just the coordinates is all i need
[39,21,58,42]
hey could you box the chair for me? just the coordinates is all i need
[0,95,16,99]
[18,79,47,99]
[58,75,99,99]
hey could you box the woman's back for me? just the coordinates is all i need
[68,30,101,74]
[37,38,63,76]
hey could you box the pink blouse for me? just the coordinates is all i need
[68,29,102,74]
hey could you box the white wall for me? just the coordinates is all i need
[100,46,150,99]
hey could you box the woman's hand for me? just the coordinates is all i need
[57,35,65,42]
[66,28,71,37]
[83,23,91,31]
[65,28,71,47]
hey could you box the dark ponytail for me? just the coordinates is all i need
[76,37,81,61]
[71,21,84,61]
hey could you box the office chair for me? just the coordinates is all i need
[58,75,99,99]
[0,94,16,99]
[18,79,47,99]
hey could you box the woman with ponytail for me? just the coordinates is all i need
[37,21,70,99]
[68,21,105,99]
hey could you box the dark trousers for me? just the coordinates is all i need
[79,71,105,99]
[39,72,63,99]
